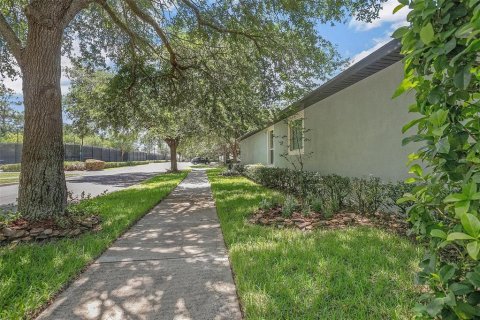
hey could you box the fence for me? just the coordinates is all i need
[0,143,165,164]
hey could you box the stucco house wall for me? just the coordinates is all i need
[240,61,417,181]
[239,130,268,165]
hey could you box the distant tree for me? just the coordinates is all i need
[0,83,22,140]
[178,134,224,161]
[105,129,138,161]
[64,69,111,148]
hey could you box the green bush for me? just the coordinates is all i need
[321,174,351,210]
[282,195,297,217]
[232,163,246,174]
[1,160,163,172]
[104,160,150,168]
[385,181,414,215]
[244,164,412,217]
[258,198,275,210]
[0,163,21,172]
[307,194,323,213]
[350,177,386,215]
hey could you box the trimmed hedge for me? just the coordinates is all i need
[85,159,105,171]
[0,163,21,172]
[238,164,414,216]
[64,161,85,171]
[0,160,166,172]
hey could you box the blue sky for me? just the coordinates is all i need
[321,0,408,64]
[5,0,407,108]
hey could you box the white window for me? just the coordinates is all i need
[288,111,304,155]
[267,128,274,165]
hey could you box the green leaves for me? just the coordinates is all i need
[467,269,480,287]
[393,4,405,14]
[429,109,449,127]
[396,0,480,316]
[454,65,472,89]
[420,23,435,44]
[462,214,480,238]
[447,232,475,241]
[392,26,409,39]
[393,76,417,98]
[431,229,447,239]
[467,241,480,260]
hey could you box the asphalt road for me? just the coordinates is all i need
[0,162,189,212]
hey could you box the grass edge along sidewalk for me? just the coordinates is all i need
[207,168,423,319]
[0,170,188,319]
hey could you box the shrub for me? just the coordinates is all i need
[232,163,245,174]
[308,194,323,213]
[0,163,21,172]
[301,202,311,216]
[104,161,147,169]
[243,165,411,218]
[244,164,265,181]
[282,195,297,217]
[385,181,415,215]
[258,198,275,210]
[321,198,336,219]
[64,161,85,171]
[321,174,351,210]
[350,177,386,215]
[85,159,105,171]
[221,170,240,177]
[0,160,160,172]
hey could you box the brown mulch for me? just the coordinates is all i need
[249,205,410,236]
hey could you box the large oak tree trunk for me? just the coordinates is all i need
[165,138,178,172]
[18,17,67,219]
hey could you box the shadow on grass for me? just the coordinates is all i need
[0,171,188,319]
[207,168,422,320]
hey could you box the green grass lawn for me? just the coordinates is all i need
[207,168,423,320]
[0,170,188,319]
[0,172,79,185]
[0,172,20,185]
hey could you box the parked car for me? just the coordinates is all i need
[191,157,210,165]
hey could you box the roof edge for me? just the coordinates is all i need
[239,39,402,141]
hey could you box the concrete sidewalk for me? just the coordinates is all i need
[38,169,242,320]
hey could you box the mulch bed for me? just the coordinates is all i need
[249,205,410,236]
[0,215,101,245]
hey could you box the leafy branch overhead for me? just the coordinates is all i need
[0,0,385,78]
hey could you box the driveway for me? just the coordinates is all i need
[0,162,189,212]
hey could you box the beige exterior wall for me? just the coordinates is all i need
[239,128,269,165]
[240,61,418,181]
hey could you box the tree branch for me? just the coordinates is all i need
[179,0,262,49]
[61,0,94,28]
[123,0,182,69]
[94,0,158,55]
[0,12,23,64]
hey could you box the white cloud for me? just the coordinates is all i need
[349,0,409,32]
[351,36,392,65]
